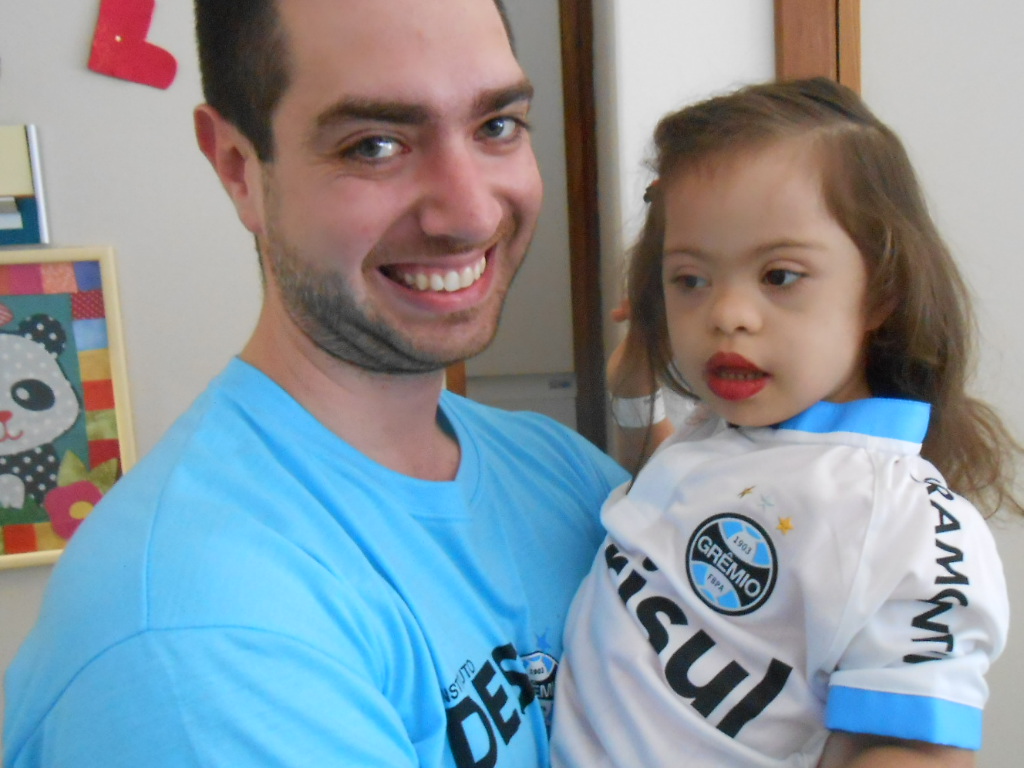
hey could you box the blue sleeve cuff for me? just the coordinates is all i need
[826,686,982,750]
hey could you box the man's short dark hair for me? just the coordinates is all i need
[194,0,514,162]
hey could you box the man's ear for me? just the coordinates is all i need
[194,104,267,235]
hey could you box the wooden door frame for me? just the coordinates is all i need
[559,0,606,448]
[452,2,860,451]
[775,0,861,90]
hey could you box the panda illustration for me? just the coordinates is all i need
[0,313,81,510]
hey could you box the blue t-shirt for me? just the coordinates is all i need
[4,360,627,768]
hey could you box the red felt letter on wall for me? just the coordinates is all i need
[88,0,177,90]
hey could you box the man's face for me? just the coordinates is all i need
[255,0,543,373]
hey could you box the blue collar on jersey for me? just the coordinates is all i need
[777,398,931,443]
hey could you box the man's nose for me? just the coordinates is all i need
[416,142,504,244]
[708,282,762,335]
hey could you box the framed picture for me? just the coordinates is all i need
[0,125,49,246]
[0,246,134,569]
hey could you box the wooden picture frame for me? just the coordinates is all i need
[0,246,135,569]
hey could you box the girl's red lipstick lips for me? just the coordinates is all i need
[705,352,769,401]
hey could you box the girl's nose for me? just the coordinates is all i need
[708,283,762,335]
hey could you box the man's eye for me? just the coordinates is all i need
[345,136,403,161]
[764,269,803,287]
[479,116,524,141]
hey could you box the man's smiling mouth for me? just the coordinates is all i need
[384,255,488,293]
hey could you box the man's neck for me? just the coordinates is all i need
[240,311,461,482]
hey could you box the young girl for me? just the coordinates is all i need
[550,78,1020,768]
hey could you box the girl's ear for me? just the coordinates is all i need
[194,104,267,236]
[865,295,897,332]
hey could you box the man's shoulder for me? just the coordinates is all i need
[107,359,334,508]
[9,363,400,737]
[44,361,380,632]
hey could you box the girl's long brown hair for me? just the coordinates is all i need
[624,77,1022,516]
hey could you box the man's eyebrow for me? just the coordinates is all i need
[474,80,535,115]
[314,100,432,132]
[312,80,536,134]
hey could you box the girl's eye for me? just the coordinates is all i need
[345,136,404,162]
[674,274,708,290]
[479,116,525,142]
[763,268,804,287]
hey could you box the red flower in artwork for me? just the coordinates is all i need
[44,481,104,540]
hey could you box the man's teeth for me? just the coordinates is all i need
[399,257,487,293]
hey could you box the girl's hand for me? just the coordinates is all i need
[606,298,673,471]
[606,299,657,398]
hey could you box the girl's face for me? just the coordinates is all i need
[661,139,879,427]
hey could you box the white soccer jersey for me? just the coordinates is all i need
[551,398,1009,768]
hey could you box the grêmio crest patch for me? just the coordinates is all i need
[687,514,777,615]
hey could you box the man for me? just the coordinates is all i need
[2,1,626,765]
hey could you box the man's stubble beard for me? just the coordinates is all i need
[262,221,525,376]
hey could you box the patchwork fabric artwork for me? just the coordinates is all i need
[0,258,125,557]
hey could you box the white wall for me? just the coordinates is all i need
[1,3,259,455]
[593,0,775,343]
[862,5,1024,765]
